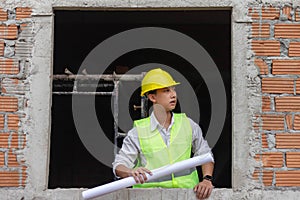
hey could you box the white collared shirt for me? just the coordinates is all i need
[112,112,214,175]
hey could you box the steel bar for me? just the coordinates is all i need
[141,96,148,118]
[52,74,144,81]
[113,81,119,162]
[117,132,127,138]
[53,83,114,88]
[52,92,113,95]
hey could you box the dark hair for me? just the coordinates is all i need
[145,90,156,96]
[145,90,155,109]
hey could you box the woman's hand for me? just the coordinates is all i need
[193,179,214,199]
[129,167,153,184]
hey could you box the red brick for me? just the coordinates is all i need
[0,8,7,21]
[282,6,292,20]
[273,60,300,75]
[0,25,18,39]
[0,115,4,129]
[254,58,268,75]
[275,24,300,38]
[295,115,300,130]
[0,40,4,56]
[276,134,300,148]
[0,96,18,112]
[11,133,25,149]
[296,8,300,22]
[261,114,285,130]
[286,152,300,168]
[0,170,20,187]
[2,78,19,94]
[10,133,18,149]
[7,114,19,130]
[16,7,32,20]
[248,6,280,20]
[275,97,300,112]
[262,96,271,111]
[276,171,300,186]
[263,170,273,186]
[2,78,30,95]
[252,169,260,180]
[0,133,9,148]
[21,134,26,149]
[1,87,6,94]
[296,79,300,94]
[252,23,270,38]
[262,134,268,148]
[21,166,27,186]
[254,153,260,162]
[0,152,4,167]
[252,40,280,56]
[286,114,293,130]
[0,58,19,75]
[289,42,300,57]
[8,151,19,167]
[262,78,294,94]
[20,24,27,32]
[260,152,283,168]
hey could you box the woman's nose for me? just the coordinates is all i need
[170,88,176,97]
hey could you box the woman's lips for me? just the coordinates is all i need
[170,100,176,104]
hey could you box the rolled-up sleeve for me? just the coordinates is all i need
[189,118,215,163]
[112,128,140,176]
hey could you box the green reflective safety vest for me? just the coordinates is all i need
[133,113,199,188]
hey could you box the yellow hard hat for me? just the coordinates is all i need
[141,68,180,96]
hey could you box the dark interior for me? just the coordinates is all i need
[49,10,232,189]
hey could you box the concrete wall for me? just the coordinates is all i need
[0,0,300,199]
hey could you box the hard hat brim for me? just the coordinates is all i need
[141,82,180,96]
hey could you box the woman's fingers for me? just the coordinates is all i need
[132,171,140,183]
[142,167,153,176]
[131,167,152,184]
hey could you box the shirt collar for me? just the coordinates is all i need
[150,112,175,132]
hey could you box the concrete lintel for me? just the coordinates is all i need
[1,0,300,14]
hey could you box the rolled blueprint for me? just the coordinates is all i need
[82,153,213,199]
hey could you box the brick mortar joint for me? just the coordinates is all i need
[248,3,297,11]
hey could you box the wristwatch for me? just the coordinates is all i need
[203,175,213,182]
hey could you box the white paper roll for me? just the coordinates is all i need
[82,153,213,199]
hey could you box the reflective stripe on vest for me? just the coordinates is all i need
[133,113,199,188]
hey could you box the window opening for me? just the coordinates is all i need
[50,10,231,189]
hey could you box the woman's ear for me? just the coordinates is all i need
[147,94,156,103]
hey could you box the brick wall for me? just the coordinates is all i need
[0,7,31,188]
[249,5,300,187]
[0,2,299,193]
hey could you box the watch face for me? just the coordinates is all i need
[203,175,212,181]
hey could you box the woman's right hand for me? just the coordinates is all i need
[130,167,153,184]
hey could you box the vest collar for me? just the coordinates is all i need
[150,112,175,132]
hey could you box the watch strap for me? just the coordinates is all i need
[203,175,213,182]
